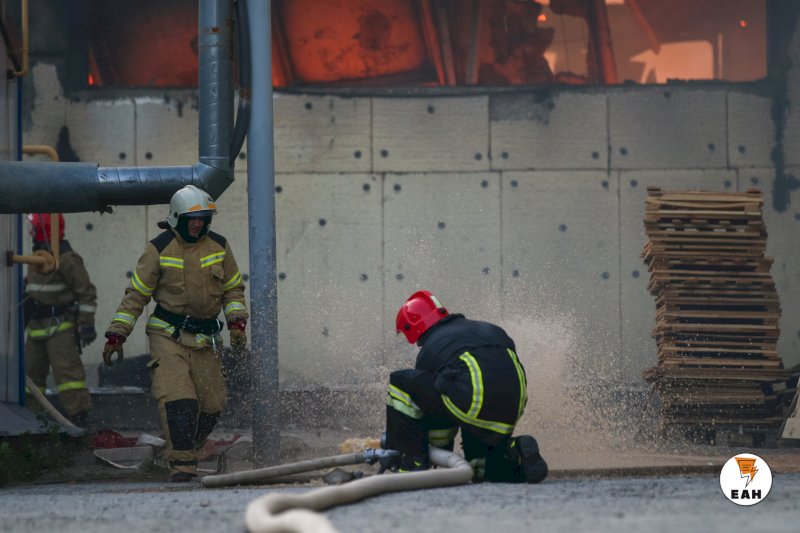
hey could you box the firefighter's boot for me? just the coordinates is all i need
[508,435,548,484]
[164,399,200,480]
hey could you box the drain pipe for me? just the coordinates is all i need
[0,0,235,214]
[243,448,473,533]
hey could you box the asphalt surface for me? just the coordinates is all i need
[2,473,799,533]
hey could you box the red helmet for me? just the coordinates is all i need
[396,290,449,344]
[28,213,65,242]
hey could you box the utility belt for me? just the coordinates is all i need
[153,303,222,340]
[24,299,76,322]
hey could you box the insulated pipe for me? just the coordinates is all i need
[244,448,473,533]
[230,0,251,165]
[202,452,364,488]
[0,0,235,214]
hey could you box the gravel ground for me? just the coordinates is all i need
[2,473,799,533]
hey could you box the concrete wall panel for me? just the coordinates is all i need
[275,173,383,388]
[501,171,621,379]
[274,95,371,173]
[65,100,135,166]
[383,172,501,367]
[64,207,148,373]
[490,92,608,170]
[609,89,727,170]
[135,97,198,167]
[373,97,489,173]
[619,170,736,383]
[23,64,67,147]
[728,92,774,168]
[750,167,800,369]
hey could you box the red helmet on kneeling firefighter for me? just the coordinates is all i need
[396,290,449,345]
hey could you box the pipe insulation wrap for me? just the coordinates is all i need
[244,448,473,533]
[198,0,234,172]
[0,0,235,215]
[0,162,99,213]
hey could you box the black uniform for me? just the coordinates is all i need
[384,314,530,482]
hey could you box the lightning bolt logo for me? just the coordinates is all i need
[735,457,758,488]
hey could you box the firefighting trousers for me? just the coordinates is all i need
[25,328,91,416]
[385,346,529,482]
[148,333,227,475]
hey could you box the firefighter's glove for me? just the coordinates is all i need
[102,333,125,367]
[228,319,247,352]
[78,324,97,347]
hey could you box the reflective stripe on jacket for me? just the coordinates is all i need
[107,229,248,347]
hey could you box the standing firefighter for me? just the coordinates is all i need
[103,185,248,482]
[384,290,548,483]
[24,213,97,427]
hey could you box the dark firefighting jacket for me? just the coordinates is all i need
[415,314,528,435]
[106,229,248,349]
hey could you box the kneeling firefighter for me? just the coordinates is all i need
[384,290,548,483]
[103,185,248,482]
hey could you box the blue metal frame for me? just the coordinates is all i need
[16,77,24,406]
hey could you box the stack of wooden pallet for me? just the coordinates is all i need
[641,187,789,440]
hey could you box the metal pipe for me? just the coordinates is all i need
[0,0,235,214]
[22,144,58,161]
[230,0,251,166]
[244,448,473,533]
[199,0,234,177]
[12,0,28,77]
[246,0,280,467]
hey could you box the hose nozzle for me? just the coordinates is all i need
[361,448,402,473]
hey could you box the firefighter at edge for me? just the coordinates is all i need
[102,185,248,482]
[384,290,548,483]
[24,213,98,427]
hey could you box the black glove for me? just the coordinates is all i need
[78,324,97,347]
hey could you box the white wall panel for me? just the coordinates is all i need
[383,172,501,368]
[501,171,620,380]
[65,100,134,166]
[64,207,148,375]
[135,97,198,166]
[274,94,371,173]
[749,167,800,370]
[275,173,383,388]
[609,89,727,169]
[23,64,67,147]
[373,97,489,172]
[728,92,774,168]
[619,170,736,383]
[204,170,251,348]
[490,92,607,170]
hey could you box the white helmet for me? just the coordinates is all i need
[167,185,217,228]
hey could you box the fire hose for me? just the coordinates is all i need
[202,447,473,533]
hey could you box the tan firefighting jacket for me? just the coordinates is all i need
[25,242,97,339]
[106,229,248,349]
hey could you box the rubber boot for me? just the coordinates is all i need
[164,399,200,479]
[508,435,548,484]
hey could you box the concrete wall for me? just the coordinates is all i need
[21,56,800,394]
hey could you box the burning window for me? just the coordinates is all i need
[84,0,766,89]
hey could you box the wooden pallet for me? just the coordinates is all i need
[642,188,788,437]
